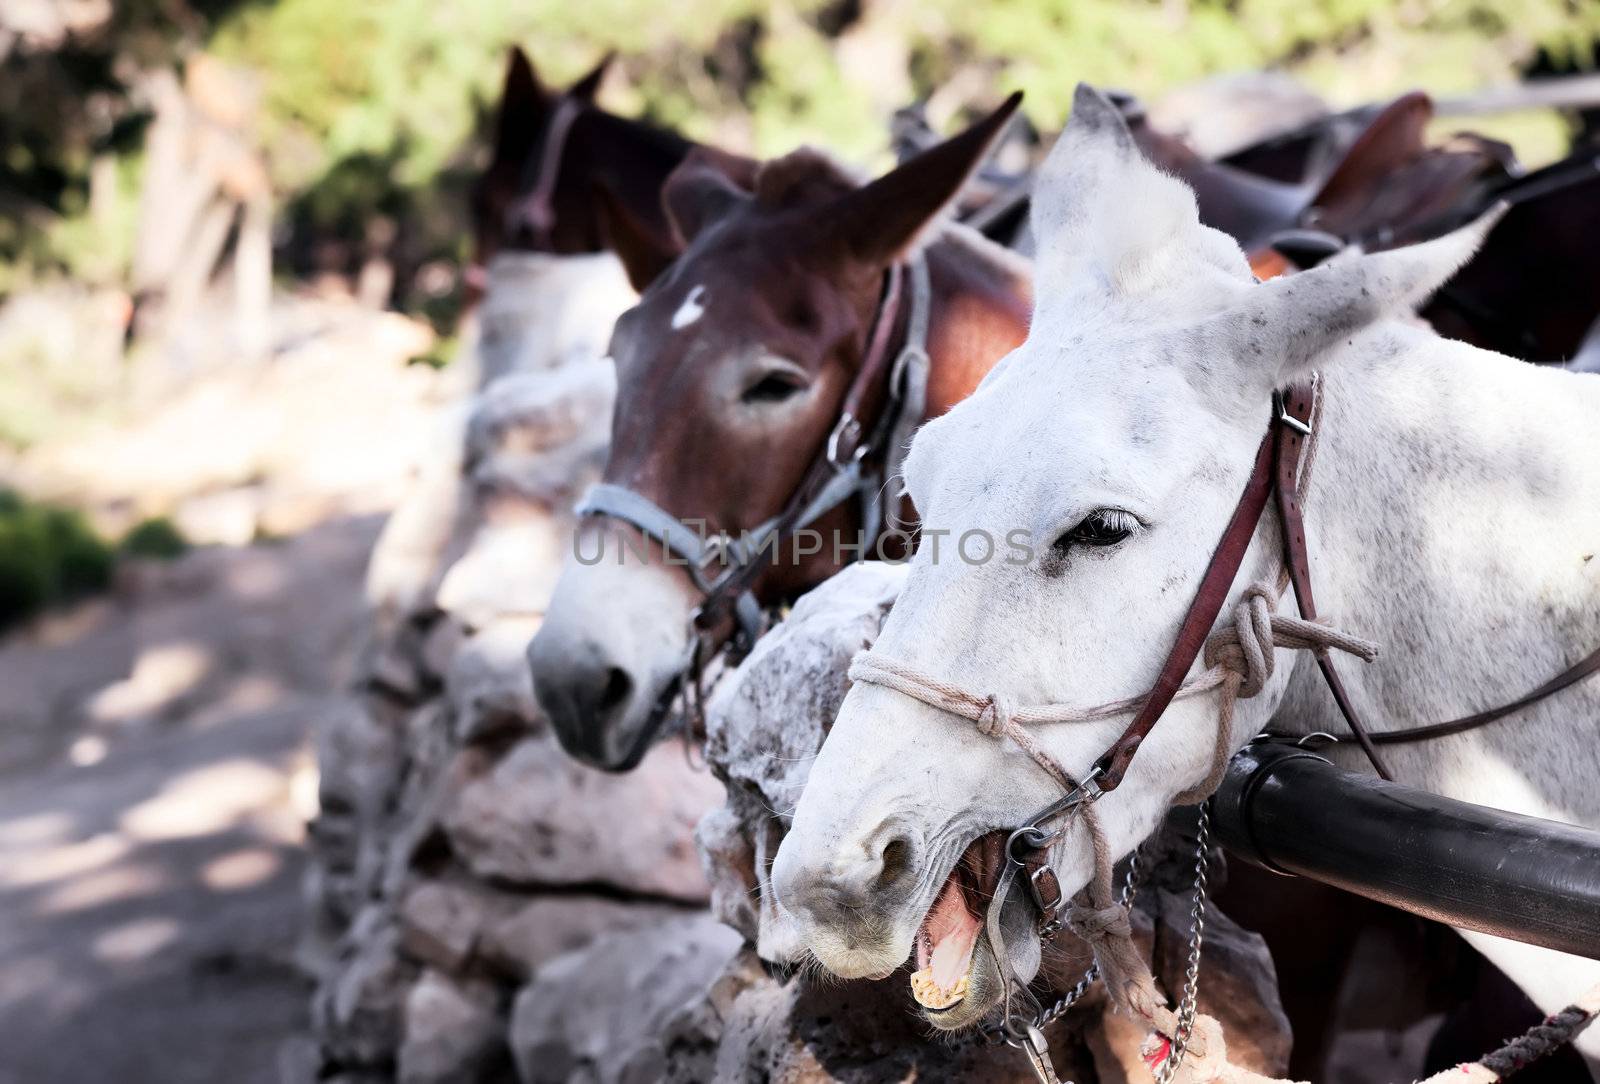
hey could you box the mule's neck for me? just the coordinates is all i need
[1269,324,1600,824]
[919,224,1033,413]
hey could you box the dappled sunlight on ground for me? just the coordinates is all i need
[0,516,381,1084]
[120,758,291,842]
[36,862,169,916]
[93,917,184,964]
[86,641,213,724]
[1,833,132,889]
[201,847,283,893]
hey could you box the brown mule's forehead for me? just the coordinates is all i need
[603,199,876,526]
[612,145,875,367]
[616,199,873,377]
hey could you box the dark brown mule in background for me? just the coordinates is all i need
[466,46,721,305]
[528,96,1033,772]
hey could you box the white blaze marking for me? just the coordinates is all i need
[671,284,706,330]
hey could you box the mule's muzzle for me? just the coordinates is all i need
[769,820,923,976]
[527,625,675,772]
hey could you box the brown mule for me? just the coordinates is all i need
[466,47,709,304]
[529,96,1033,772]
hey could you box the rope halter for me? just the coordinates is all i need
[846,582,1377,803]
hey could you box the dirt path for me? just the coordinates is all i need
[0,516,381,1084]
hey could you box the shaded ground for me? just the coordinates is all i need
[0,516,381,1084]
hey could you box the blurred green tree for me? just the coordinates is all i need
[1,0,1596,307]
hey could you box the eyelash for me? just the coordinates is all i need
[1077,508,1140,542]
[1047,509,1141,567]
[742,372,806,404]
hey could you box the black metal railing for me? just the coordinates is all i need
[1212,739,1600,960]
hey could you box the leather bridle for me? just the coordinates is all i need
[511,94,587,249]
[979,382,1332,961]
[1006,373,1600,898]
[853,372,1600,1058]
[575,254,933,698]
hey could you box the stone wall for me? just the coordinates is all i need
[304,252,726,1082]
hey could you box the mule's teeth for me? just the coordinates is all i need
[909,966,969,1010]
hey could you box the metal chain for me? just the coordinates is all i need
[1033,848,1145,1029]
[1155,804,1212,1084]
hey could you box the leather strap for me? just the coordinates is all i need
[1274,381,1600,769]
[691,262,912,634]
[1271,385,1395,779]
[828,263,907,465]
[513,95,585,247]
[1093,407,1286,790]
[882,259,933,533]
[1369,645,1600,744]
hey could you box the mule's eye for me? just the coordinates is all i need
[1055,509,1139,552]
[741,371,807,404]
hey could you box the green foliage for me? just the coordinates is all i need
[0,2,244,294]
[0,490,114,631]
[42,152,146,288]
[120,517,189,560]
[3,0,1598,311]
[913,0,1600,138]
[0,290,129,451]
[407,334,459,371]
[204,0,1600,222]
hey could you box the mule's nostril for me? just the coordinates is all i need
[878,836,911,887]
[598,666,632,714]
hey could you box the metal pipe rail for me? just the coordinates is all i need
[1211,740,1600,960]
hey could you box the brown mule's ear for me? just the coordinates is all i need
[663,148,754,245]
[689,146,761,194]
[567,51,616,104]
[826,90,1022,268]
[493,47,546,159]
[594,182,680,291]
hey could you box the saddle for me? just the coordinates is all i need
[1255,119,1600,363]
[1123,90,1513,257]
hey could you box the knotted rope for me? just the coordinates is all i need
[846,579,1378,807]
[847,581,1383,1082]
[1415,981,1600,1084]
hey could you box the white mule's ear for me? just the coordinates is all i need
[1033,84,1239,301]
[1235,204,1504,385]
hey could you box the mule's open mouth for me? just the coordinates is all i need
[910,833,1004,1012]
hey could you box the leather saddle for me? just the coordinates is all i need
[1122,90,1515,259]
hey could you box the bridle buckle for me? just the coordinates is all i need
[1006,824,1055,866]
[890,343,930,396]
[698,531,733,570]
[825,414,866,467]
[1028,864,1064,917]
[1275,393,1312,436]
[1079,766,1105,802]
